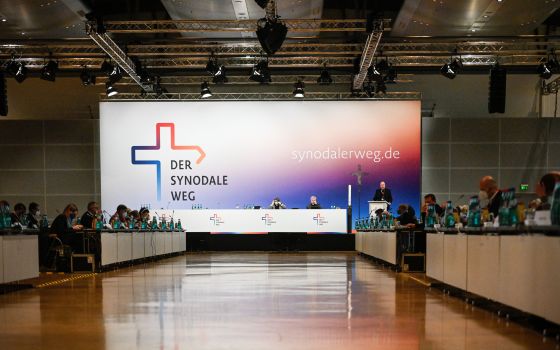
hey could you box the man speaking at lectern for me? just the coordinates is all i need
[373,181,393,207]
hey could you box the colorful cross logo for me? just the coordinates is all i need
[131,123,205,201]
[210,213,224,226]
[313,213,328,226]
[261,214,276,226]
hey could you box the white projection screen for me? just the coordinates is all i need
[100,100,421,222]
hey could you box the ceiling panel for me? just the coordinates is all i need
[392,0,560,37]
[0,0,89,40]
[160,0,323,39]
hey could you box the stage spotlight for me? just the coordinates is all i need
[538,57,558,79]
[368,65,383,82]
[293,80,305,98]
[106,82,118,97]
[212,65,228,84]
[317,66,333,85]
[537,62,553,79]
[108,65,123,84]
[200,82,212,99]
[5,56,27,83]
[256,17,288,55]
[440,58,463,79]
[80,66,96,86]
[40,59,58,82]
[249,59,271,84]
[6,58,19,76]
[255,0,269,9]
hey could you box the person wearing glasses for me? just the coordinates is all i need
[80,201,100,229]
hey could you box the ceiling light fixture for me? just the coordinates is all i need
[293,80,305,98]
[106,82,118,97]
[538,51,558,79]
[40,54,58,82]
[200,82,212,99]
[256,17,288,55]
[249,58,271,84]
[440,57,463,79]
[80,66,96,86]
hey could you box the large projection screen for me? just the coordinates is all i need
[100,101,421,225]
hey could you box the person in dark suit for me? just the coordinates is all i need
[80,201,99,229]
[306,195,321,209]
[396,204,418,228]
[373,181,393,205]
[26,202,41,229]
[479,176,503,217]
[420,193,444,223]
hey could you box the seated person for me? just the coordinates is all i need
[269,197,287,209]
[420,193,444,223]
[49,203,84,250]
[531,172,560,210]
[306,195,322,209]
[26,202,41,229]
[10,203,26,227]
[396,204,418,228]
[139,207,150,223]
[80,201,99,229]
[109,204,129,228]
[129,210,141,228]
[479,175,503,217]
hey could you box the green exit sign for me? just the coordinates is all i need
[520,183,529,191]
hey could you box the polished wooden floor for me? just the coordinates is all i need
[0,252,555,350]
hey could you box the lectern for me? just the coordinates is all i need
[368,201,389,216]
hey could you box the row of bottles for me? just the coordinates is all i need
[355,212,394,230]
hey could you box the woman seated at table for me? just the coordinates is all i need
[530,172,560,210]
[49,203,84,252]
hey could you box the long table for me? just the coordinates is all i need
[426,229,560,325]
[355,229,426,270]
[0,232,39,283]
[100,230,186,267]
[156,209,347,233]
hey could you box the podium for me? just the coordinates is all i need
[368,201,389,217]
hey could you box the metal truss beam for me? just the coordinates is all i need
[98,19,393,33]
[353,22,384,90]
[125,43,363,56]
[101,91,421,101]
[95,74,413,86]
[86,22,153,92]
[0,54,548,69]
[3,40,560,58]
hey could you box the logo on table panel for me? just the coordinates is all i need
[261,214,276,226]
[131,123,205,201]
[313,213,328,226]
[210,213,224,226]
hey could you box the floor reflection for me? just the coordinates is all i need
[0,252,555,350]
